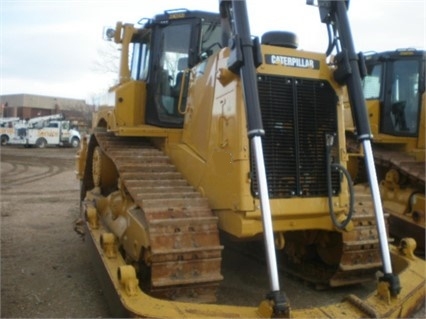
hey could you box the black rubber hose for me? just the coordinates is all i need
[326,145,355,230]
[325,23,335,57]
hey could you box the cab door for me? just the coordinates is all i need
[145,18,200,128]
[380,56,422,137]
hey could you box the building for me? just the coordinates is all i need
[0,93,93,132]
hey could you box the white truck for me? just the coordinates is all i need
[2,114,81,148]
[26,119,81,148]
[0,117,24,145]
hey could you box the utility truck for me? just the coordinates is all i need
[3,114,81,148]
[0,117,22,145]
[26,119,81,148]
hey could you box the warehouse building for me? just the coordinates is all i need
[0,93,93,132]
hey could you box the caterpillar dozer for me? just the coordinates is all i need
[345,49,425,253]
[75,0,425,317]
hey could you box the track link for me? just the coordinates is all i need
[330,184,384,286]
[283,184,384,287]
[373,145,425,186]
[91,132,223,302]
[347,137,425,252]
[347,137,424,186]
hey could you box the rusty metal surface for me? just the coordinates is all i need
[347,137,425,254]
[94,132,223,303]
[388,215,425,252]
[346,138,425,187]
[282,184,384,287]
[372,145,425,186]
[372,146,425,251]
[330,185,384,286]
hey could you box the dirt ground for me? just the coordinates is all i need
[1,146,110,318]
[0,145,425,318]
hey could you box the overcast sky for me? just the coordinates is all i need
[1,0,425,104]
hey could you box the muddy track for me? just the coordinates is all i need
[1,163,61,187]
[1,147,73,187]
[1,161,30,177]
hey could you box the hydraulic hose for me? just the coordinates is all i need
[325,23,336,57]
[326,134,354,230]
[315,0,399,297]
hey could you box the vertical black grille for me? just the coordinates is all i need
[252,75,340,198]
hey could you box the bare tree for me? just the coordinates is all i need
[92,41,120,82]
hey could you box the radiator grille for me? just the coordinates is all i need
[252,75,340,198]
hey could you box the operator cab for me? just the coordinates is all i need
[130,9,223,128]
[362,49,425,137]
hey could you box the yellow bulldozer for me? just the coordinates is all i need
[75,0,425,317]
[345,48,425,253]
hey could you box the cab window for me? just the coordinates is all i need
[200,21,223,60]
[131,31,151,81]
[363,63,382,99]
[388,59,420,134]
[144,15,222,128]
[145,21,193,127]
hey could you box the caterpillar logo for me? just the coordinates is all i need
[265,54,320,70]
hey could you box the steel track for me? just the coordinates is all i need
[89,132,223,303]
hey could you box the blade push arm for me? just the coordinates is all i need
[310,0,400,297]
[219,1,290,316]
